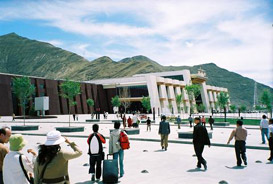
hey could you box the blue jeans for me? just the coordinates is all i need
[261,128,269,143]
[113,149,124,176]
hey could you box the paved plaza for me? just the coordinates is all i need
[0,115,272,183]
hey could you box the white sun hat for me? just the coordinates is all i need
[44,130,65,146]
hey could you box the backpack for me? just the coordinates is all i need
[120,131,130,150]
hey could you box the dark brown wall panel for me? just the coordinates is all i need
[0,75,13,116]
[58,81,68,114]
[45,80,61,115]
[80,84,88,114]
[75,94,82,114]
[97,85,108,113]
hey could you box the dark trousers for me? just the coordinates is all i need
[0,171,3,184]
[235,140,247,166]
[269,137,273,161]
[89,155,102,179]
[209,123,213,130]
[194,144,206,167]
[189,121,192,127]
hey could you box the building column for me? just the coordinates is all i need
[159,84,169,114]
[168,85,178,114]
[208,90,215,110]
[213,91,219,111]
[175,87,183,113]
[182,88,190,114]
[199,82,210,113]
[145,75,161,115]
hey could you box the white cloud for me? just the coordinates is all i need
[0,0,272,87]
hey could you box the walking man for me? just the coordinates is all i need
[227,120,248,166]
[260,115,269,144]
[201,116,206,127]
[0,127,11,184]
[146,117,151,131]
[208,116,214,130]
[87,124,106,181]
[193,117,210,170]
[177,115,182,129]
[268,119,273,162]
[159,115,170,151]
[188,115,193,128]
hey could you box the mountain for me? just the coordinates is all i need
[0,33,272,107]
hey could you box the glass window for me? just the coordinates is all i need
[163,75,184,81]
[117,85,148,97]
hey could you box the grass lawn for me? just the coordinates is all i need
[182,118,260,126]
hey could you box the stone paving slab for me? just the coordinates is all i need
[18,135,273,184]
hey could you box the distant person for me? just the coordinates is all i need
[3,134,37,184]
[201,116,206,127]
[87,124,106,181]
[73,114,76,121]
[146,117,151,131]
[188,115,193,128]
[260,115,269,144]
[158,115,170,151]
[132,113,139,128]
[268,119,273,162]
[122,114,127,129]
[109,122,125,177]
[12,113,15,121]
[240,117,244,120]
[227,120,248,167]
[34,130,82,184]
[208,116,214,130]
[127,116,133,128]
[177,115,182,129]
[193,117,210,170]
[0,127,11,184]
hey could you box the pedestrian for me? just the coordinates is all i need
[146,117,151,131]
[188,115,193,128]
[208,116,214,130]
[132,113,139,128]
[3,134,37,184]
[73,114,76,121]
[12,113,15,121]
[34,130,82,184]
[0,127,11,184]
[260,115,269,144]
[227,120,247,167]
[158,115,170,151]
[193,117,210,170]
[127,116,133,128]
[122,114,127,129]
[109,122,125,177]
[87,124,106,182]
[201,116,206,127]
[268,119,273,162]
[177,115,182,129]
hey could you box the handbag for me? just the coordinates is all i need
[19,154,34,184]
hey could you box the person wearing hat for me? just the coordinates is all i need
[0,127,11,184]
[3,134,37,184]
[34,130,82,184]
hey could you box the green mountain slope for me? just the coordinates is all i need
[0,33,272,107]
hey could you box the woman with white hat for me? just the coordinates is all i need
[3,134,37,184]
[34,130,82,184]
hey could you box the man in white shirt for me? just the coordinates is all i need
[260,115,269,144]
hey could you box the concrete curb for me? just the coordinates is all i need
[18,133,269,151]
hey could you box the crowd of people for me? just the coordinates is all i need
[0,114,272,183]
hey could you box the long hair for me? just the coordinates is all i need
[37,144,61,165]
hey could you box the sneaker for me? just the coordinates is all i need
[203,163,207,170]
[91,175,95,182]
[162,146,164,150]
[165,147,167,151]
[197,165,201,168]
[243,160,247,166]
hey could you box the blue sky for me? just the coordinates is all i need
[0,0,272,87]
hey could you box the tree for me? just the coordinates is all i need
[141,97,151,113]
[240,105,247,113]
[196,104,205,113]
[12,76,35,126]
[230,104,237,113]
[185,84,201,101]
[176,94,183,113]
[217,92,230,122]
[59,80,81,126]
[119,87,131,114]
[111,96,121,113]
[260,90,273,117]
[86,98,94,119]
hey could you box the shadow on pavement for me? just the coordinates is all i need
[266,161,273,164]
[225,166,246,169]
[187,168,205,172]
[75,181,103,184]
[154,149,165,152]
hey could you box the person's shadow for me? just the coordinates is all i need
[225,166,246,169]
[187,168,205,172]
[75,181,103,184]
[154,149,165,152]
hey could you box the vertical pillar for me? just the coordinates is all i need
[199,82,210,113]
[146,75,161,115]
[168,85,177,114]
[159,84,169,114]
